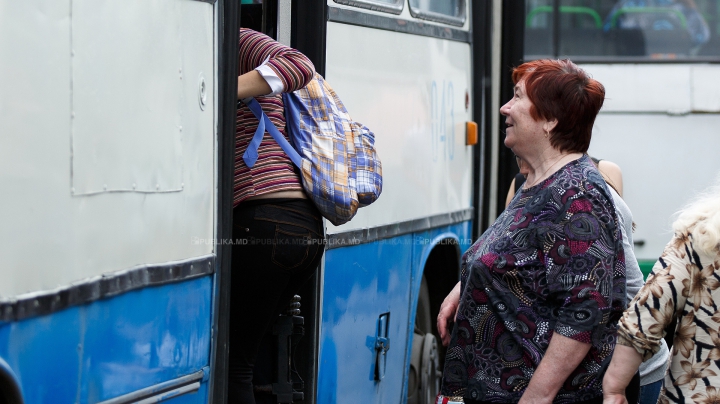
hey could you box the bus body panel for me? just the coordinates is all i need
[0,0,216,299]
[402,224,473,398]
[0,276,212,403]
[158,385,209,404]
[583,64,720,267]
[324,22,474,233]
[319,223,472,403]
[319,236,413,404]
[319,10,475,403]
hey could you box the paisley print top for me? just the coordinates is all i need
[617,233,720,404]
[440,155,626,403]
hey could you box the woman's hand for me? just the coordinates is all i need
[602,344,642,404]
[437,281,461,346]
[602,392,628,404]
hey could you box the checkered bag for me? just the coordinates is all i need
[242,73,382,226]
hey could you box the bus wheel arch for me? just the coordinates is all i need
[0,358,23,404]
[407,239,461,404]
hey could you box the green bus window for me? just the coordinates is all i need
[524,0,720,61]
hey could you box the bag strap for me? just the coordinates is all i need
[241,97,302,168]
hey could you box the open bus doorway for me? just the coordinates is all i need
[222,2,325,404]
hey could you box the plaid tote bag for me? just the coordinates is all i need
[242,73,382,226]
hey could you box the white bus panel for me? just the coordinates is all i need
[584,63,720,262]
[324,21,473,234]
[0,0,216,298]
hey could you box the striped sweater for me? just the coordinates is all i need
[233,28,315,206]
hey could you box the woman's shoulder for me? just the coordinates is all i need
[555,155,612,198]
[673,182,720,257]
[677,231,720,267]
[534,156,619,227]
[239,27,263,42]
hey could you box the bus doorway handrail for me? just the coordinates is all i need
[526,6,602,28]
[609,7,688,29]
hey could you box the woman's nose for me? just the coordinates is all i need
[500,99,512,115]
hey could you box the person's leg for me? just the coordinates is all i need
[251,200,325,404]
[227,199,325,404]
[638,380,663,404]
[228,203,290,404]
[264,200,325,319]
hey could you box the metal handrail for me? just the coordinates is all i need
[526,6,602,28]
[609,7,688,29]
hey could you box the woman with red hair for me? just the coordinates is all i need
[436,59,625,404]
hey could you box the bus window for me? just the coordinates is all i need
[524,0,720,61]
[333,0,404,15]
[525,0,555,58]
[408,0,467,26]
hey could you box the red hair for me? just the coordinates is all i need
[512,59,605,153]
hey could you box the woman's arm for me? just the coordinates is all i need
[601,237,692,396]
[602,344,643,404]
[598,160,624,197]
[534,183,622,401]
[519,334,592,404]
[237,29,315,96]
[237,70,272,99]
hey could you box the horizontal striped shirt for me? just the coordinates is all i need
[234,29,315,207]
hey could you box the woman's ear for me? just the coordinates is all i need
[543,119,558,134]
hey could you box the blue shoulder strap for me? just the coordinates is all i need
[241,97,302,168]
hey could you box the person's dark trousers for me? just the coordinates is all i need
[625,371,642,404]
[639,379,663,404]
[227,198,326,404]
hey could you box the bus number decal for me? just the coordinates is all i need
[431,80,455,162]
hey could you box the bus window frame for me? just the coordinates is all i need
[408,0,467,27]
[333,0,404,15]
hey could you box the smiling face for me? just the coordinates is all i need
[500,80,555,157]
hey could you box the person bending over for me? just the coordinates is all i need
[229,29,325,404]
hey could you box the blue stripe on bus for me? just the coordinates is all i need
[0,275,212,404]
[318,221,472,403]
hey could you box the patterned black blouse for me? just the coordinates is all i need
[440,155,626,403]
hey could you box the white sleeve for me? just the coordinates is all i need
[255,60,284,96]
[610,189,644,302]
